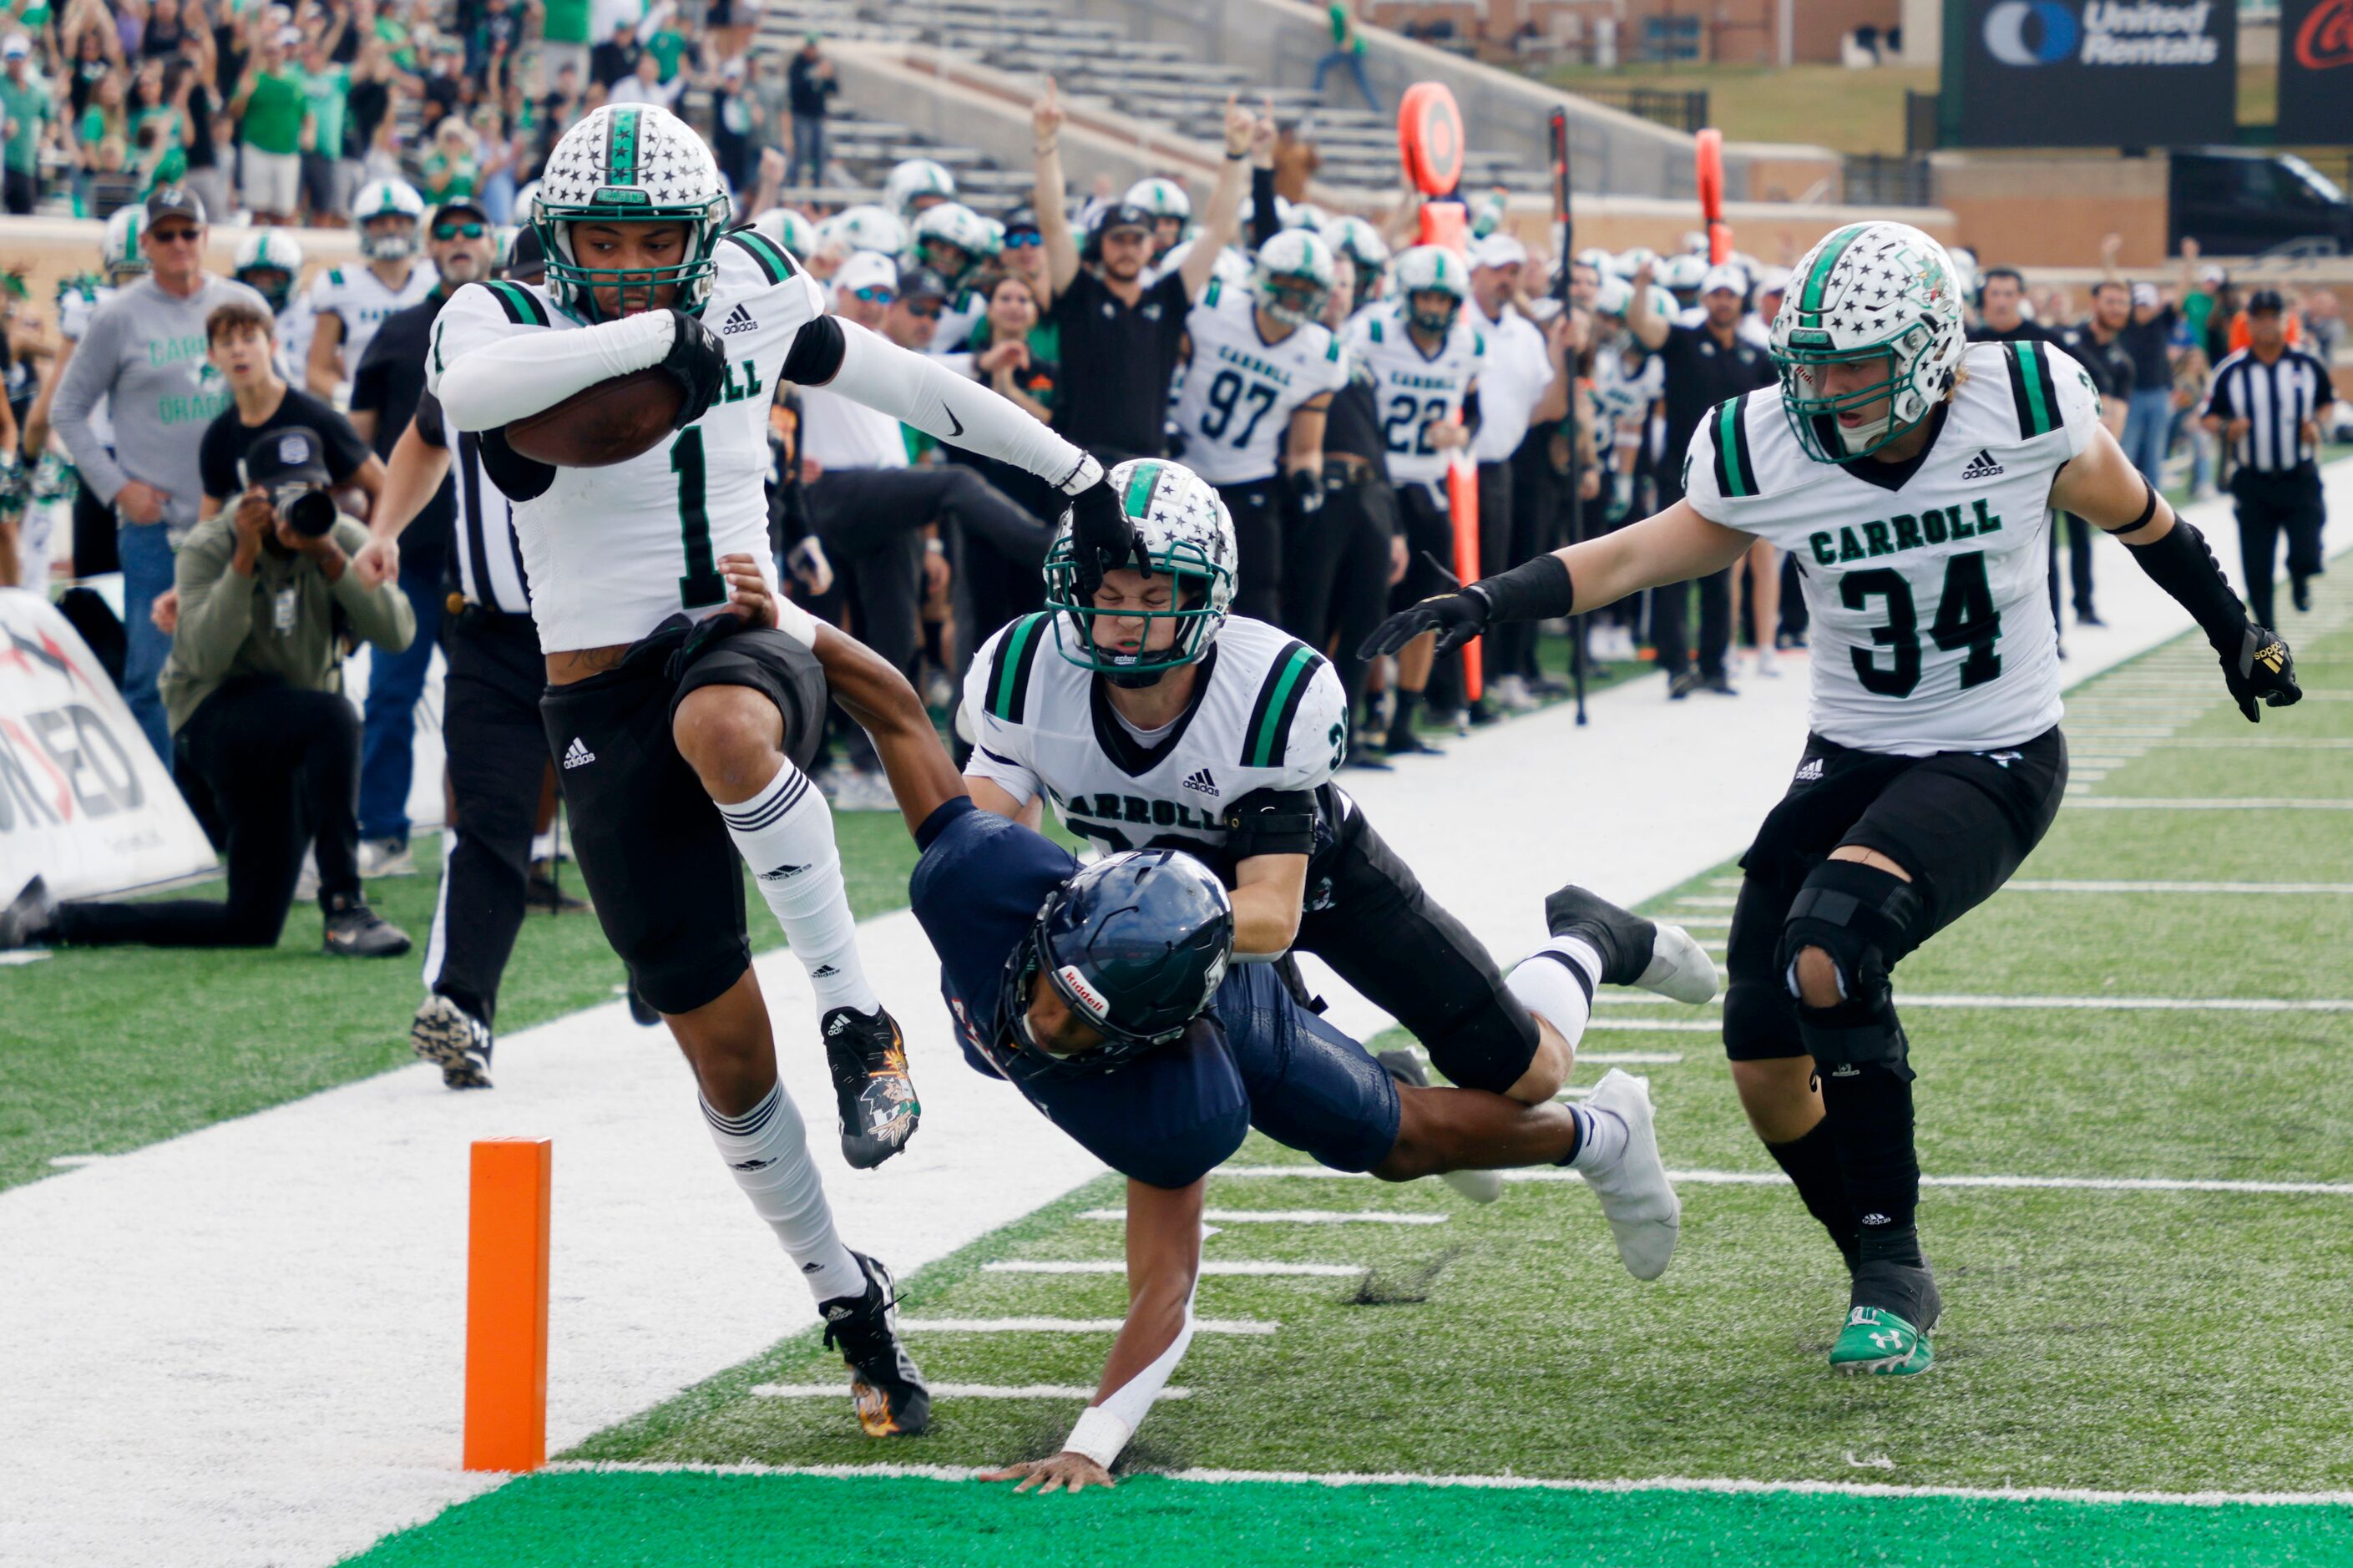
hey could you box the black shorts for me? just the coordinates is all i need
[539,615,829,1016]
[1216,479,1282,624]
[1722,726,2070,1062]
[1389,482,1455,611]
[1295,799,1540,1095]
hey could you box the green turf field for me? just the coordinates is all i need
[335,594,2353,1564]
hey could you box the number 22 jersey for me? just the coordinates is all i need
[423,229,817,653]
[1680,339,2102,756]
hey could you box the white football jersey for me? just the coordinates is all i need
[1341,300,1483,493]
[426,229,818,653]
[57,281,115,448]
[306,260,438,383]
[1682,339,2102,756]
[963,612,1350,863]
[275,294,316,387]
[1170,279,1349,486]
[926,285,986,360]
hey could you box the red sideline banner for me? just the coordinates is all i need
[0,589,215,900]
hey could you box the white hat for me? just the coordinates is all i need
[1701,262,1748,297]
[1,33,29,58]
[832,250,898,295]
[2130,281,2160,308]
[1471,234,1528,271]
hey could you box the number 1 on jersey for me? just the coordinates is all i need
[671,427,725,608]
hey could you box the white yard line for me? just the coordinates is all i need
[899,1318,1278,1336]
[2005,879,2353,895]
[1078,1208,1448,1226]
[2102,736,2353,749]
[753,1382,1192,1400]
[2067,798,2353,810]
[536,1458,2353,1508]
[1591,993,2353,1012]
[8,473,2350,1568]
[1217,1167,2353,1196]
[984,1260,1364,1278]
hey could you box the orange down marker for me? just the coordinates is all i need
[463,1138,552,1472]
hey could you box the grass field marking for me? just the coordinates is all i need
[1383,1047,1685,1065]
[0,950,50,967]
[2006,878,2353,894]
[1214,1166,2353,1195]
[529,1459,2353,1508]
[1667,896,1739,908]
[1077,1208,1449,1226]
[2099,736,2353,749]
[45,1155,109,1168]
[1661,913,1732,927]
[2061,726,2179,739]
[753,1383,1193,1400]
[898,1317,1280,1336]
[984,1260,1367,1278]
[1584,1019,1723,1032]
[1591,992,2353,1012]
[2076,797,2353,809]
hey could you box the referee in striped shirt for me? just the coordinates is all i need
[2203,290,2335,624]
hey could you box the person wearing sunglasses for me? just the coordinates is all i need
[48,185,275,762]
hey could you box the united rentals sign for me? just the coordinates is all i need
[1944,0,2234,148]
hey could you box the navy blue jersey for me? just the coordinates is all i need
[910,798,1400,1189]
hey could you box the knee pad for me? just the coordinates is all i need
[1721,979,1804,1063]
[1775,860,1924,1080]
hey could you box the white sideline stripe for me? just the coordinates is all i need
[1580,1050,1685,1063]
[2101,736,2353,749]
[2068,797,2353,810]
[1662,913,1731,927]
[900,1317,1278,1336]
[1668,895,1738,908]
[0,948,52,966]
[1585,1019,1723,1033]
[754,1382,1192,1400]
[46,1155,108,1168]
[1217,1166,2353,1196]
[2006,879,2353,895]
[1591,992,2353,1013]
[985,1260,1365,1277]
[534,1459,2353,1508]
[1079,1208,1448,1226]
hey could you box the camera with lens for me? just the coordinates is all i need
[271,482,339,539]
[245,425,342,540]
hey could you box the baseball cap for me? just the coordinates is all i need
[1471,234,1528,271]
[146,185,207,227]
[1701,262,1748,297]
[2246,287,2287,315]
[2198,263,2227,286]
[2129,281,2160,308]
[833,250,897,295]
[2,33,30,58]
[1001,205,1041,238]
[897,266,949,302]
[1093,202,1154,239]
[245,426,332,489]
[431,199,491,228]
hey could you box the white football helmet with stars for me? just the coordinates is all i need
[532,104,730,321]
[1770,220,1966,463]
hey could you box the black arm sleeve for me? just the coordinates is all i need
[1250,166,1280,249]
[414,390,448,449]
[781,312,846,385]
[1221,787,1318,862]
[2124,517,2253,647]
[1468,553,1576,624]
[478,425,556,501]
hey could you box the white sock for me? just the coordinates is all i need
[702,1083,868,1303]
[719,761,879,1016]
[1505,935,1603,1049]
[1566,1100,1630,1173]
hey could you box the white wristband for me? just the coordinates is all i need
[1056,451,1104,498]
[1062,1404,1132,1469]
[773,591,821,651]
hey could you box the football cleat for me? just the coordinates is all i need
[323,895,412,959]
[1829,1304,1936,1377]
[1376,1048,1501,1204]
[820,1252,931,1436]
[1578,1070,1679,1280]
[1543,883,1718,1005]
[825,1005,920,1169]
[411,994,493,1089]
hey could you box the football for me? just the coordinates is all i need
[503,367,683,468]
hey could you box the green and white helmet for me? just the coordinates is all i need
[1251,230,1335,329]
[752,205,817,258]
[1771,220,1966,463]
[534,104,730,321]
[832,203,908,256]
[1283,201,1331,236]
[1045,458,1237,681]
[1391,244,1468,334]
[1325,215,1389,274]
[910,200,997,286]
[883,158,957,220]
[233,228,305,311]
[100,205,150,284]
[1124,177,1191,224]
[352,177,426,259]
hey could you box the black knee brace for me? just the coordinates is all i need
[1721,979,1805,1062]
[1775,860,1925,1082]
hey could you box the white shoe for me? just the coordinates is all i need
[1607,625,1639,661]
[833,768,900,812]
[1755,645,1782,678]
[1637,923,1721,1004]
[1580,1070,1679,1280]
[1490,674,1538,714]
[358,837,416,878]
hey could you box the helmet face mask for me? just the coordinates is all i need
[1408,289,1460,336]
[1043,458,1237,685]
[353,178,427,260]
[1251,230,1334,330]
[1771,220,1966,463]
[534,105,729,321]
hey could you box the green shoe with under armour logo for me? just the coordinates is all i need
[1829,1306,1935,1376]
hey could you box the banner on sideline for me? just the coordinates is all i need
[0,589,215,901]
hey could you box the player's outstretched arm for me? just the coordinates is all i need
[804,618,971,838]
[433,298,722,432]
[1359,498,1750,660]
[980,1176,1204,1494]
[2053,422,2300,721]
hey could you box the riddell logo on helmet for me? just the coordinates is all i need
[1056,965,1111,1023]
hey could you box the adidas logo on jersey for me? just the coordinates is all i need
[1960,448,2005,481]
[1182,767,1220,797]
[561,737,595,769]
[721,303,758,336]
[1794,757,1824,781]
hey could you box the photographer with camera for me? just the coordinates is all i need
[7,420,417,954]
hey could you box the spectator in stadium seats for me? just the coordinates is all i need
[3,34,54,215]
[1031,79,1254,468]
[1313,0,1379,115]
[52,185,270,761]
[607,47,679,108]
[785,32,833,187]
[13,421,414,957]
[420,112,480,200]
[539,0,591,89]
[296,27,354,220]
[230,26,309,225]
[589,13,640,89]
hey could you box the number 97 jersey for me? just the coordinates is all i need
[423,229,820,653]
[1170,279,1349,486]
[1682,339,2103,756]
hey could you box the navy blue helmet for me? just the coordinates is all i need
[998,849,1234,1079]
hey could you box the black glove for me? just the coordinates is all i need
[1065,473,1147,599]
[660,306,729,432]
[1288,467,1323,516]
[1359,589,1490,660]
[2221,624,2300,723]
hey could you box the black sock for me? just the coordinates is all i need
[1388,688,1423,740]
[1763,1120,1860,1272]
[1814,1060,1924,1269]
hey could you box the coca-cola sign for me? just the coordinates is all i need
[2281,0,2353,140]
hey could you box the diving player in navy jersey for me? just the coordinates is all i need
[767,563,1681,1495]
